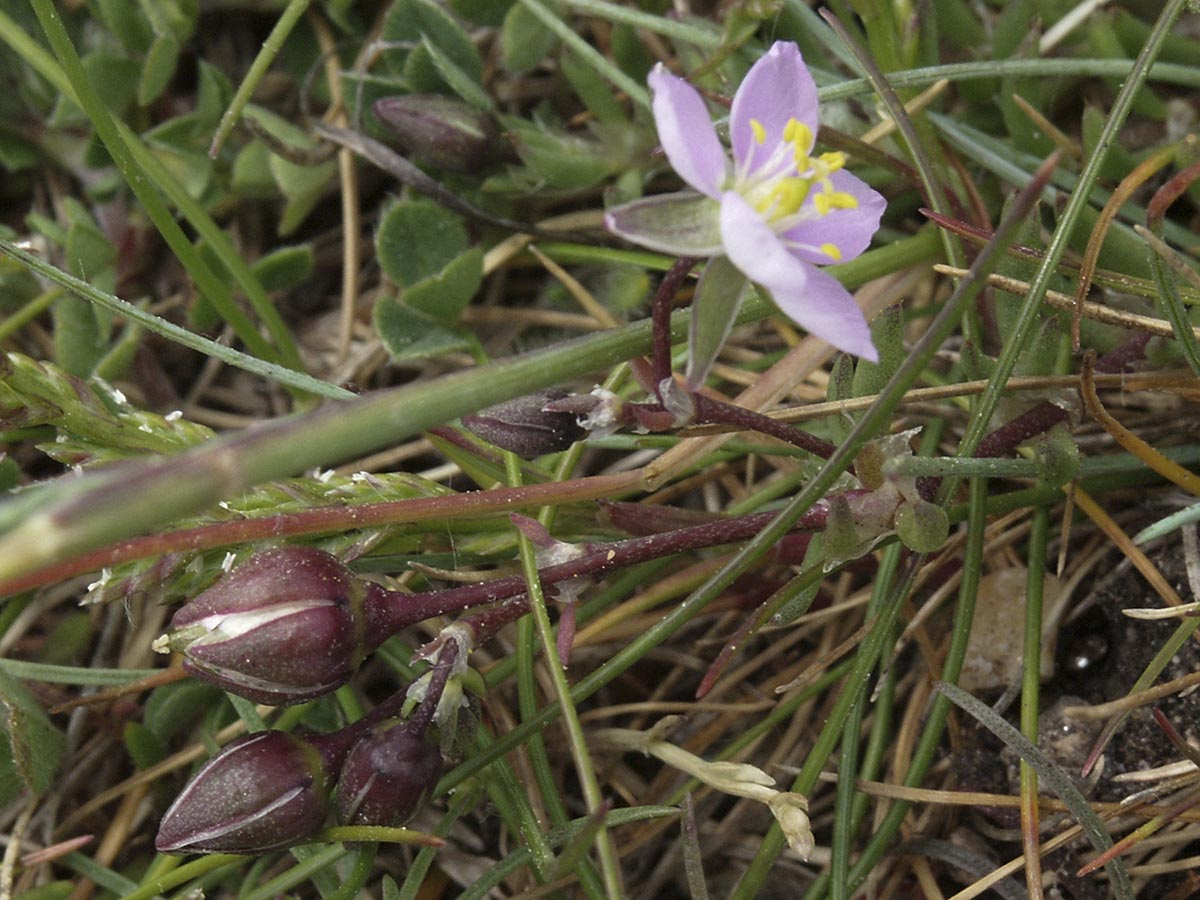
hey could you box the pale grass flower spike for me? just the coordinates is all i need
[606,41,886,361]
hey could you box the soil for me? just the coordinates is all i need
[953,536,1200,899]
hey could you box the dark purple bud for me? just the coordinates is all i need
[335,720,443,827]
[462,390,585,459]
[373,94,510,171]
[156,731,332,854]
[335,637,461,827]
[161,547,372,705]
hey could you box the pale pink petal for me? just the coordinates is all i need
[648,65,727,198]
[730,42,819,176]
[781,171,887,265]
[720,192,877,361]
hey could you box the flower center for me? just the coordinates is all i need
[734,117,859,229]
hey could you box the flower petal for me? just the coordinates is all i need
[606,192,724,256]
[730,42,819,175]
[781,170,887,265]
[648,65,727,198]
[720,191,877,361]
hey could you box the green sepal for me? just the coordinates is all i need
[686,256,749,388]
[895,499,949,554]
[605,192,723,257]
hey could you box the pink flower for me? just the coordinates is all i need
[606,42,886,361]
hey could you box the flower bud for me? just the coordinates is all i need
[335,720,443,827]
[462,390,585,458]
[373,94,510,171]
[156,731,332,854]
[159,547,371,705]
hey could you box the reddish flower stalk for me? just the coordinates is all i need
[652,257,699,394]
[974,401,1070,460]
[690,392,838,460]
[379,503,832,625]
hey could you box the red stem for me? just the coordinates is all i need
[363,504,830,643]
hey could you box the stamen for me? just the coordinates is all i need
[812,189,859,217]
[821,243,842,261]
[784,120,814,155]
[758,179,810,219]
[750,119,766,145]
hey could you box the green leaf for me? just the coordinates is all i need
[145,134,214,200]
[269,154,339,235]
[64,203,117,290]
[993,0,1035,59]
[138,33,181,106]
[123,721,166,771]
[0,456,22,492]
[386,0,484,91]
[404,246,483,323]
[851,307,905,397]
[610,23,652,85]
[95,0,153,53]
[450,0,512,25]
[374,295,469,362]
[506,119,619,189]
[245,107,339,229]
[501,1,557,74]
[990,199,1063,376]
[421,35,493,110]
[81,50,141,115]
[0,131,40,171]
[686,256,748,389]
[1085,14,1167,120]
[145,679,225,742]
[0,666,65,803]
[561,50,623,122]
[53,293,107,379]
[194,61,234,127]
[251,244,316,293]
[930,0,986,49]
[1080,103,1138,186]
[231,139,278,198]
[375,198,470,287]
[39,612,91,666]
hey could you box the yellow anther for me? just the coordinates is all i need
[812,189,859,216]
[757,178,810,219]
[750,119,766,145]
[828,191,858,210]
[821,243,842,261]
[818,151,846,172]
[784,119,814,156]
